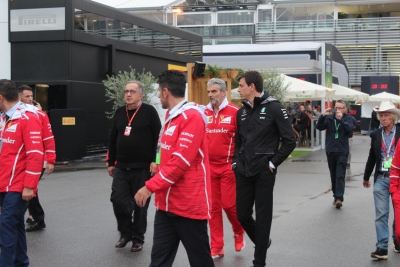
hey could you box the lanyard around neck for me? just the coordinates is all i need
[334,119,340,133]
[126,103,142,126]
[381,127,396,158]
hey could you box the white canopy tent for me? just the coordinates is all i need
[282,74,336,101]
[231,74,336,101]
[331,84,369,102]
[366,92,400,104]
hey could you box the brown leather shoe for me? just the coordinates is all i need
[115,238,130,248]
[131,242,143,252]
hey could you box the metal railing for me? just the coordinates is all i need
[76,28,202,57]
[179,25,254,38]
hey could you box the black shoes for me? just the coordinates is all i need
[371,247,388,260]
[26,222,46,232]
[115,237,131,248]
[131,242,143,252]
[394,239,400,253]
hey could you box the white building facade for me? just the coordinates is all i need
[0,0,11,79]
[125,0,400,88]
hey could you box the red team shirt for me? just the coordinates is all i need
[145,103,212,220]
[0,103,44,193]
[37,109,56,165]
[204,98,239,165]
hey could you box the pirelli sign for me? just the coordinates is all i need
[10,8,66,32]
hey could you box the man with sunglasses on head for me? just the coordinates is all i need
[107,81,161,252]
[317,100,354,209]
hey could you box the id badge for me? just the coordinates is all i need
[124,126,132,136]
[335,133,338,139]
[155,150,161,164]
[383,157,393,169]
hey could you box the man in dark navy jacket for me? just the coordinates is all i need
[317,100,353,209]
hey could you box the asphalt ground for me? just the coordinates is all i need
[26,134,400,266]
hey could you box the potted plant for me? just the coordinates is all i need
[204,65,222,78]
[226,68,240,79]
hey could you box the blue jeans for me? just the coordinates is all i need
[326,152,348,202]
[0,192,29,267]
[373,174,396,249]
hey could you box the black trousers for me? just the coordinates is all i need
[326,152,348,202]
[27,168,46,222]
[110,168,151,244]
[149,210,214,267]
[236,168,276,267]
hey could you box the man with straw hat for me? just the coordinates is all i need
[364,101,400,260]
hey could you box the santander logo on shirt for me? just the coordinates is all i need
[206,128,229,134]
[2,137,16,144]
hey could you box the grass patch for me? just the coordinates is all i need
[286,151,311,161]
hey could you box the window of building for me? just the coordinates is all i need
[176,13,212,26]
[276,5,334,21]
[217,11,255,25]
[258,9,272,23]
[338,3,400,18]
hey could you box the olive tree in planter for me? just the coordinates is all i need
[260,68,290,104]
[104,67,158,119]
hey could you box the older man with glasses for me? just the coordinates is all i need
[317,100,354,209]
[107,81,161,252]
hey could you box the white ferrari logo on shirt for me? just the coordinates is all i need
[6,123,18,133]
[165,125,177,136]
[220,116,231,124]
[207,116,213,123]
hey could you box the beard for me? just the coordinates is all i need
[210,96,222,106]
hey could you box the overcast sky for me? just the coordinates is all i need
[92,0,177,8]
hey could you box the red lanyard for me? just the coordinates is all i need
[126,103,142,126]
[381,132,395,158]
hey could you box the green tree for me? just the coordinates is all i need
[260,68,290,104]
[104,67,158,119]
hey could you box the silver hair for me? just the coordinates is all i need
[207,78,226,91]
[126,80,144,94]
[336,99,347,108]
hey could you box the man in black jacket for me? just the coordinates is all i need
[316,100,353,209]
[233,71,296,267]
[370,109,381,132]
[292,104,310,139]
[363,101,400,259]
[107,81,161,252]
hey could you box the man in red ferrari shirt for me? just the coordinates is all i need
[204,78,245,259]
[135,70,214,267]
[0,79,44,267]
[18,85,56,232]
